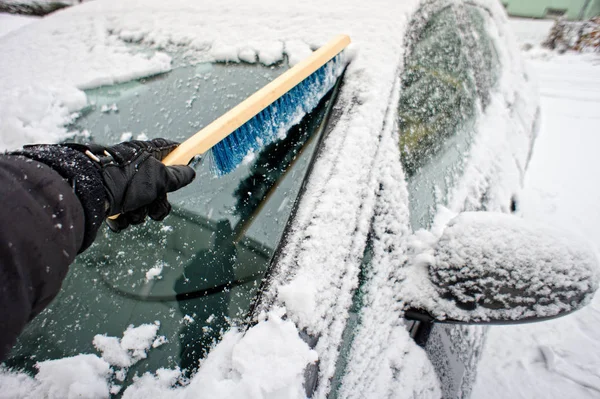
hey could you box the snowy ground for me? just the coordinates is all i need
[472,19,600,399]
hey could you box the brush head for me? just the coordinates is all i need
[209,53,346,175]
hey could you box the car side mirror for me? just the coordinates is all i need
[402,212,599,325]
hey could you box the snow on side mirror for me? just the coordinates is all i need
[402,212,599,325]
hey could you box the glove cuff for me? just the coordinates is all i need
[13,145,107,253]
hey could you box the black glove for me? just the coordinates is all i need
[15,139,195,251]
[65,139,196,232]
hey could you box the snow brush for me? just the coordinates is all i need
[107,35,350,220]
[163,34,350,172]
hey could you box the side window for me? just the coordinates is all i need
[399,4,500,229]
[399,6,477,176]
[463,5,500,108]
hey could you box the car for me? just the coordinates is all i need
[0,0,597,398]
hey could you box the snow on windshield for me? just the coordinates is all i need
[0,310,316,399]
[0,322,164,398]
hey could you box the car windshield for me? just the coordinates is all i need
[5,60,339,388]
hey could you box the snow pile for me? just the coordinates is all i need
[144,262,164,282]
[402,211,600,322]
[121,308,317,399]
[0,323,164,399]
[0,2,173,151]
[0,14,39,38]
[93,322,164,368]
[0,355,111,399]
[0,310,317,399]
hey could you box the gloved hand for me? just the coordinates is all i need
[65,139,196,232]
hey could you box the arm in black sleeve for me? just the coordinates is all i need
[0,150,106,361]
[0,140,194,361]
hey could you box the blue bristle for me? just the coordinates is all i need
[210,53,346,175]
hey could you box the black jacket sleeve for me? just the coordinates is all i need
[0,152,105,360]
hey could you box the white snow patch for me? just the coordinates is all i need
[100,103,118,113]
[93,334,132,368]
[0,354,111,399]
[120,322,161,361]
[120,131,133,141]
[284,40,313,66]
[0,85,87,149]
[0,14,39,39]
[238,47,257,63]
[145,262,164,281]
[160,225,173,232]
[119,29,145,43]
[279,274,318,327]
[210,43,240,63]
[136,132,149,141]
[121,308,317,399]
[152,336,168,348]
[508,18,554,50]
[256,41,284,66]
[401,211,599,322]
[181,314,194,325]
[241,150,256,166]
[93,322,161,368]
[0,4,172,151]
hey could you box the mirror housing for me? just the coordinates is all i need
[402,212,599,325]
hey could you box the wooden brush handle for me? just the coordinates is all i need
[162,34,351,166]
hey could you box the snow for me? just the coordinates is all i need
[181,315,194,325]
[230,309,318,394]
[93,322,162,368]
[508,18,555,50]
[120,309,317,399]
[0,355,111,399]
[430,212,597,321]
[336,86,441,399]
[93,335,132,368]
[472,19,600,399]
[0,310,316,399]
[0,1,555,398]
[119,132,133,141]
[119,322,162,361]
[100,103,118,113]
[144,262,164,281]
[278,274,319,326]
[0,14,39,38]
[0,322,164,398]
[256,41,285,66]
[284,40,313,66]
[399,209,599,323]
[0,3,173,150]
